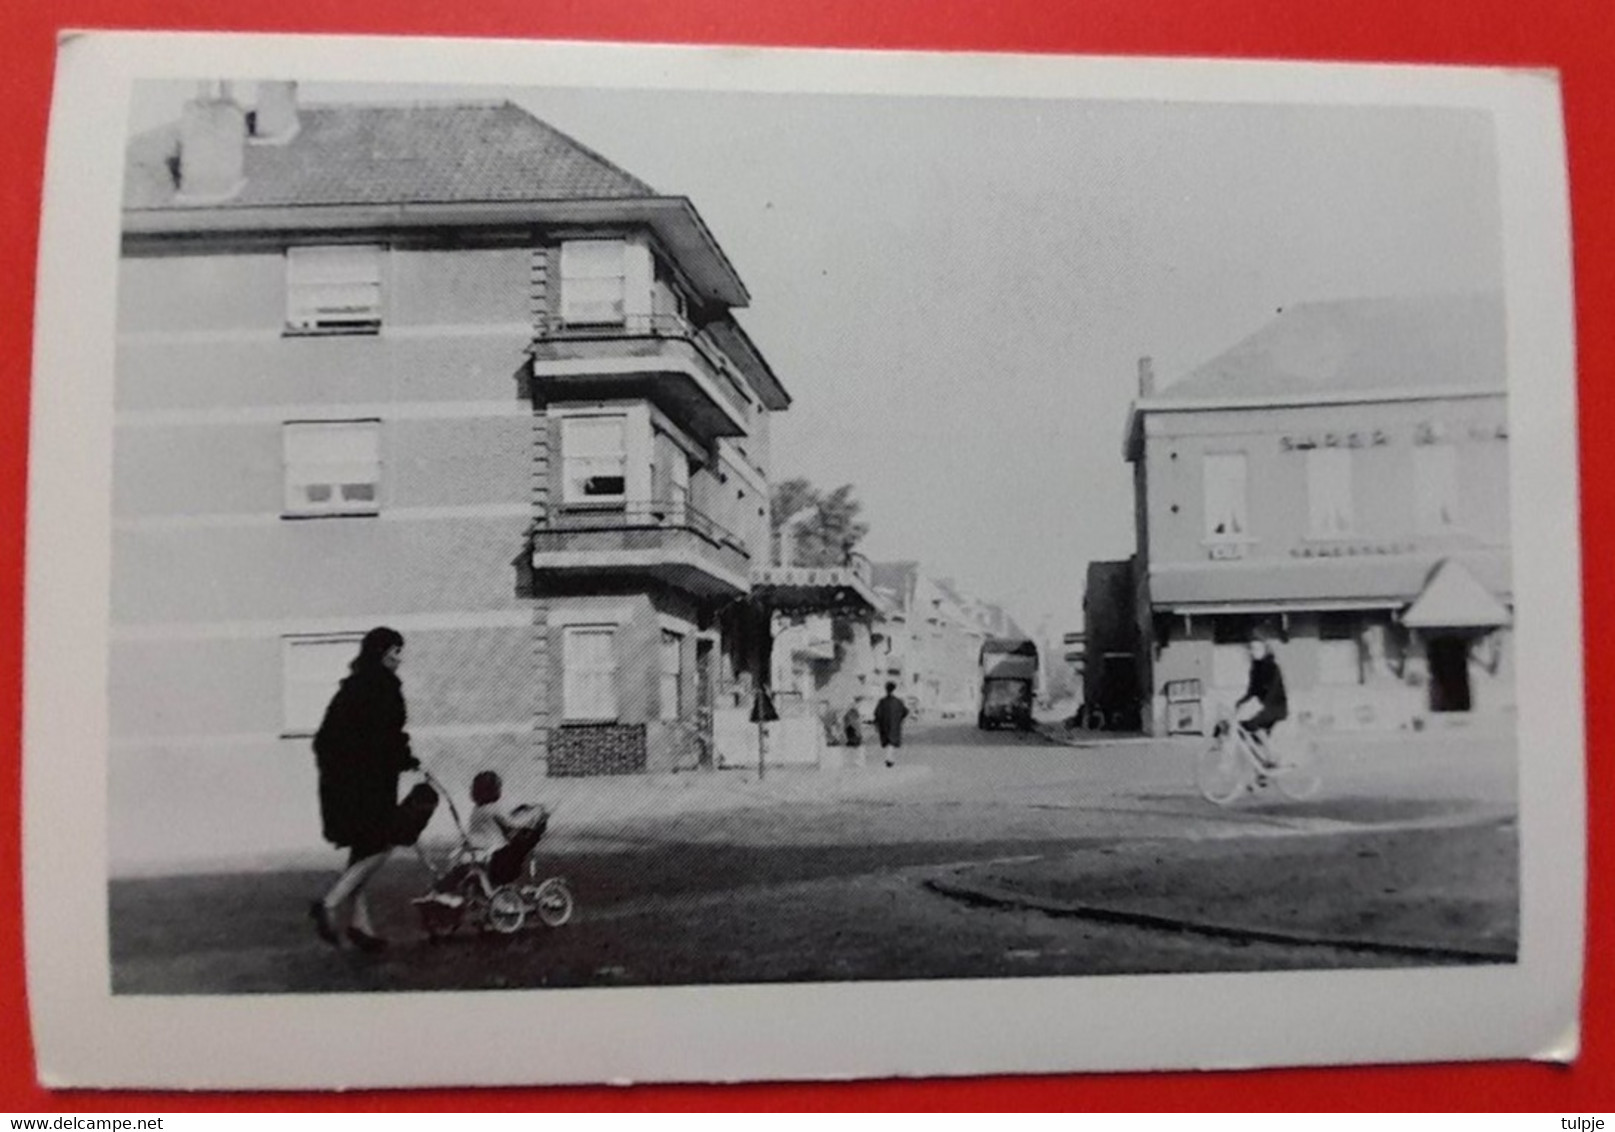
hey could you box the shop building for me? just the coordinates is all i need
[1124,293,1512,734]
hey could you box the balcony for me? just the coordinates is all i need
[529,501,752,599]
[527,313,753,443]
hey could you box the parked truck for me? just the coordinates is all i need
[977,636,1039,731]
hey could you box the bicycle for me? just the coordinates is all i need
[1194,705,1322,805]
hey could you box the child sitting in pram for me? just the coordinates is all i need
[466,770,549,884]
[425,770,549,903]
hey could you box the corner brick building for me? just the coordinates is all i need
[113,83,788,868]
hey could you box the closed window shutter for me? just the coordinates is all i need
[560,240,628,325]
[623,242,654,329]
[564,627,618,720]
[561,415,628,503]
[286,246,382,331]
[284,421,381,515]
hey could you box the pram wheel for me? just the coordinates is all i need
[486,886,527,934]
[530,877,575,928]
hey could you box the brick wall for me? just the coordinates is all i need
[547,723,647,776]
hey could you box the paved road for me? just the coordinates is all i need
[887,716,1515,826]
[108,720,1519,992]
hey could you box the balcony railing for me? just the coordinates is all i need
[536,312,754,417]
[530,501,753,581]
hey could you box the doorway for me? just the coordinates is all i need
[1426,635,1472,713]
[695,638,715,768]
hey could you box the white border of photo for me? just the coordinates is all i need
[26,31,1582,1088]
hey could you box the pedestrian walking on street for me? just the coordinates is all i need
[310,626,419,953]
[874,682,909,767]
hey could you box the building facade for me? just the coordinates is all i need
[1125,294,1512,735]
[113,84,788,868]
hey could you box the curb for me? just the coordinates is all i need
[923,871,1516,963]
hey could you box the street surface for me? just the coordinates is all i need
[109,718,1518,993]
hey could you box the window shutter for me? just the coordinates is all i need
[560,240,628,325]
[286,246,382,332]
[284,421,381,516]
[560,415,629,503]
[563,626,619,720]
[623,242,654,329]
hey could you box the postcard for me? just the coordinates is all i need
[25,31,1582,1087]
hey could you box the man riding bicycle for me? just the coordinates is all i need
[1234,627,1288,768]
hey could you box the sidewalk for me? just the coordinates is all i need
[538,761,932,823]
[113,762,933,877]
[926,815,1517,960]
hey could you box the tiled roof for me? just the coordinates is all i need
[1155,292,1506,402]
[124,101,658,210]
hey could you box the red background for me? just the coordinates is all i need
[1,0,1608,1113]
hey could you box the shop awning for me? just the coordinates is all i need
[1402,558,1512,629]
[749,565,885,618]
[1150,550,1510,610]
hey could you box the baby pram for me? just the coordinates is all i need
[410,771,575,938]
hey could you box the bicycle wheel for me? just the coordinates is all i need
[486,886,527,934]
[531,877,575,928]
[1274,735,1322,801]
[1196,733,1248,805]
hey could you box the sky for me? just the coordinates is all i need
[128,81,1503,636]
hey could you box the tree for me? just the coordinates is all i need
[770,477,871,567]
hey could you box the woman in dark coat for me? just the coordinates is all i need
[310,626,418,952]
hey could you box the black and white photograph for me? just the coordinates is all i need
[25,34,1582,1088]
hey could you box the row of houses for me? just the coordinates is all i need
[867,564,1024,718]
[1087,293,1513,735]
[761,561,1024,734]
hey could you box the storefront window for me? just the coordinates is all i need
[1211,616,1254,690]
[1318,613,1363,685]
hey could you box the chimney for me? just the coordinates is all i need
[250,81,300,144]
[176,81,246,202]
[1137,356,1156,398]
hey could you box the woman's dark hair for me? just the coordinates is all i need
[471,770,503,806]
[351,626,405,672]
